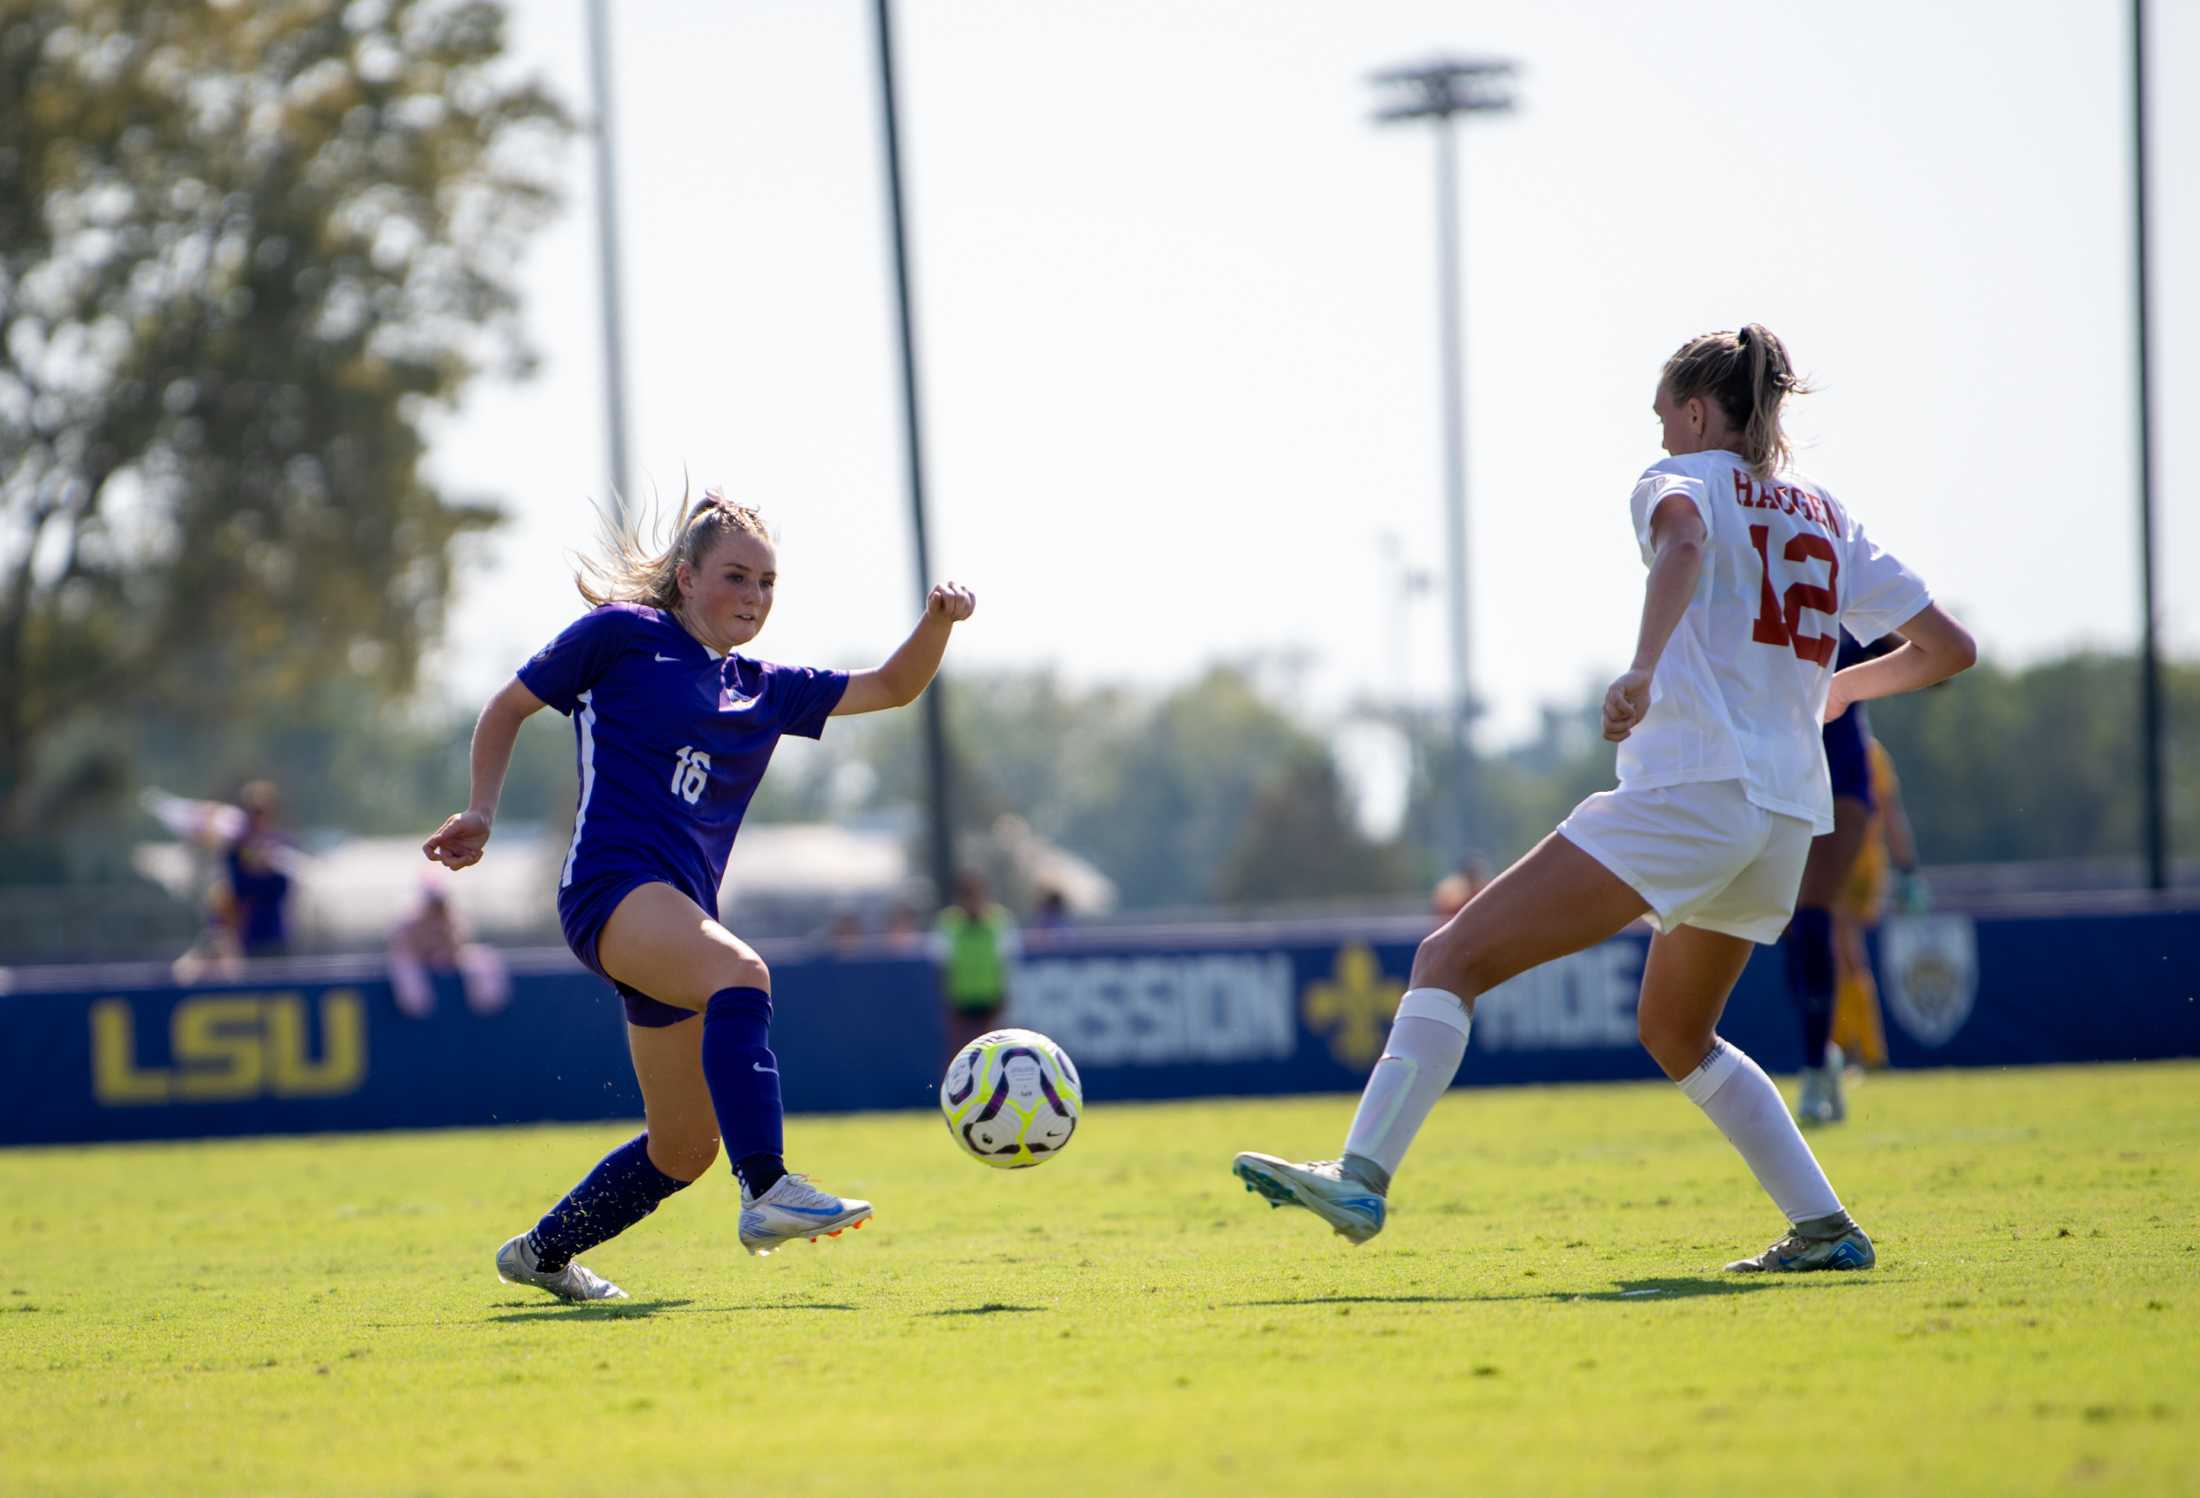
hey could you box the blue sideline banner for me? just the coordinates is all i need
[2,909,2195,1146]
[0,956,939,1148]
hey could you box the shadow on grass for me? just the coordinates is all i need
[1535,1276,1787,1304]
[923,1303,1045,1317]
[1234,1277,1852,1309]
[1230,1294,1473,1308]
[485,1298,858,1324]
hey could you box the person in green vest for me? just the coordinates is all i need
[935,869,1020,1062]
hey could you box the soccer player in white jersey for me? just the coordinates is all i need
[423,491,975,1300]
[1234,325,1976,1272]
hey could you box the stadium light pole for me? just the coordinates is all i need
[872,0,957,908]
[584,0,634,523]
[1369,56,1517,865]
[2130,0,2167,892]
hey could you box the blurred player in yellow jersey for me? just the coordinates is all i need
[1830,737,1922,1069]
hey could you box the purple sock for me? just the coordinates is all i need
[701,986,785,1195]
[1784,905,1836,1065]
[527,1132,690,1271]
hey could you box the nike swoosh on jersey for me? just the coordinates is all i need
[654,653,682,662]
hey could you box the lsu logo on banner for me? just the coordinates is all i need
[1302,945,1404,1068]
[92,989,367,1105]
[1880,915,1978,1048]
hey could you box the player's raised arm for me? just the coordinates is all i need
[422,676,548,870]
[831,582,977,717]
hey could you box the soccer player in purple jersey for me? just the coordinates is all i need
[423,490,975,1301]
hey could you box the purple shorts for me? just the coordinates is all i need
[557,870,700,1028]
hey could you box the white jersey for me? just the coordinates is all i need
[1618,451,1929,834]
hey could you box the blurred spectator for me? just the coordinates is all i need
[880,899,926,955]
[1830,737,1922,1070]
[934,869,1020,1061]
[1031,885,1073,933]
[1429,852,1494,923]
[387,876,510,1018]
[144,778,301,964]
[171,887,244,985]
[820,908,865,957]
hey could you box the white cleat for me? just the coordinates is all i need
[1232,1153,1387,1245]
[1725,1216,1876,1273]
[495,1233,629,1302]
[738,1174,873,1257]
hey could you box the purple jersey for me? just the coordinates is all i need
[518,602,849,912]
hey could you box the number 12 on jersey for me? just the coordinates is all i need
[1749,524,1840,666]
[670,745,711,804]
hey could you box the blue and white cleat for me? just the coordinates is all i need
[738,1173,873,1257]
[1232,1153,1387,1245]
[495,1232,628,1302]
[1724,1215,1875,1273]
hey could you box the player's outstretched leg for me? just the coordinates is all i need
[1229,984,1471,1243]
[1233,833,1646,1245]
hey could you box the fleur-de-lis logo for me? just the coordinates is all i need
[1302,944,1404,1069]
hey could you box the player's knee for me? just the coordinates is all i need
[650,1129,720,1183]
[1637,1008,1707,1078]
[709,954,771,999]
[1413,926,1498,999]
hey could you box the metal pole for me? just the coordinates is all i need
[585,0,633,522]
[1431,116,1472,860]
[2132,0,2166,891]
[871,0,957,907]
[1371,56,1514,867]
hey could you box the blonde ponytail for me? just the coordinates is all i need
[1661,324,1812,479]
[573,485,771,611]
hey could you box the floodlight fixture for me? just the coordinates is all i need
[1368,56,1520,125]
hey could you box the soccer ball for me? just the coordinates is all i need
[939,1028,1083,1168]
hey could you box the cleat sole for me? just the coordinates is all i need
[752,1209,873,1255]
[1233,1158,1299,1208]
[1231,1155,1384,1246]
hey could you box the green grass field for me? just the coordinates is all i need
[5,1062,2196,1496]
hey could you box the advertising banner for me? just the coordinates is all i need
[3,908,2194,1146]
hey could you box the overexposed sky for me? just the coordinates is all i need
[426,0,2195,749]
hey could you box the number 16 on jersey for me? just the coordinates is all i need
[670,746,711,804]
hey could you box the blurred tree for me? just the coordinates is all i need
[838,665,1423,909]
[130,680,577,840]
[0,0,567,833]
[1211,746,1420,905]
[1868,653,2198,868]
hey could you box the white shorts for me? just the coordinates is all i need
[1556,779,1814,944]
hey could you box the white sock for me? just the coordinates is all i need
[1677,1040,1842,1224]
[1340,987,1472,1190]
